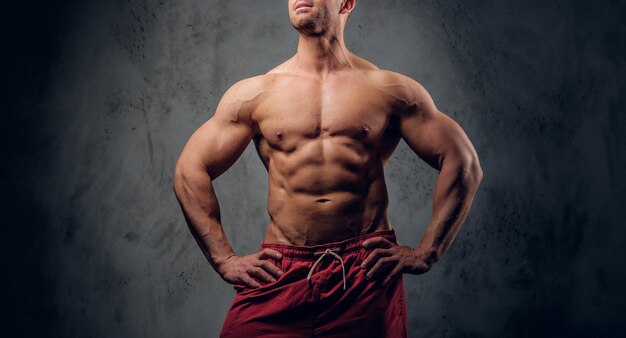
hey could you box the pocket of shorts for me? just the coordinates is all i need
[233,274,282,295]
[233,283,248,294]
[233,283,263,295]
[231,257,291,294]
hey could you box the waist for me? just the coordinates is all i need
[260,229,397,260]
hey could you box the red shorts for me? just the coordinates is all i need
[220,230,408,338]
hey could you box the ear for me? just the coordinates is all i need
[340,0,356,14]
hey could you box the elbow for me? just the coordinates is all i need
[172,161,213,198]
[447,153,482,190]
[172,167,181,196]
[463,157,483,190]
[172,162,187,197]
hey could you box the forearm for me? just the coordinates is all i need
[173,165,236,274]
[417,157,483,264]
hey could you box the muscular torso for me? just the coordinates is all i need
[248,58,410,245]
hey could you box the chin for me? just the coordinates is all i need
[291,19,314,32]
[290,13,326,34]
[291,11,312,23]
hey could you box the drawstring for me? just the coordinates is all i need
[306,248,346,290]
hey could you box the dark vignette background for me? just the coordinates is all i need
[2,0,625,337]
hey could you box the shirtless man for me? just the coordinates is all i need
[173,0,483,337]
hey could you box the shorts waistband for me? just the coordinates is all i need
[260,229,397,260]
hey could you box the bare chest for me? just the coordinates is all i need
[253,76,398,151]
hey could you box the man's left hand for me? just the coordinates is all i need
[361,237,434,286]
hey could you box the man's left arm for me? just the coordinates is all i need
[361,77,484,286]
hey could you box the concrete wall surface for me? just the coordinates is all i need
[2,0,625,337]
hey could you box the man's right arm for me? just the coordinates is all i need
[173,78,283,288]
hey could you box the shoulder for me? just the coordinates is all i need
[215,70,289,128]
[347,68,440,122]
[218,72,287,114]
[224,74,275,99]
[360,69,432,107]
[213,75,270,125]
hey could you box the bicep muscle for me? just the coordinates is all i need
[177,81,256,180]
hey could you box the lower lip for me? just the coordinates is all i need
[295,5,312,12]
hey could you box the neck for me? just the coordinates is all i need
[293,27,353,77]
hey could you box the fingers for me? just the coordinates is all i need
[241,274,262,288]
[254,260,283,279]
[362,237,393,249]
[366,257,395,280]
[255,249,284,280]
[258,249,283,260]
[361,248,392,270]
[244,249,283,287]
[225,251,285,289]
[248,266,276,284]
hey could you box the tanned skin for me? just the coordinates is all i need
[173,0,483,289]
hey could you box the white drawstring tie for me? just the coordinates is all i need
[306,248,346,290]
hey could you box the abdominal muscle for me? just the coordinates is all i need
[260,136,393,246]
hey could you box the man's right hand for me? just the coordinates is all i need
[217,249,284,288]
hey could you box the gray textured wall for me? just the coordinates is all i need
[3,0,625,337]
